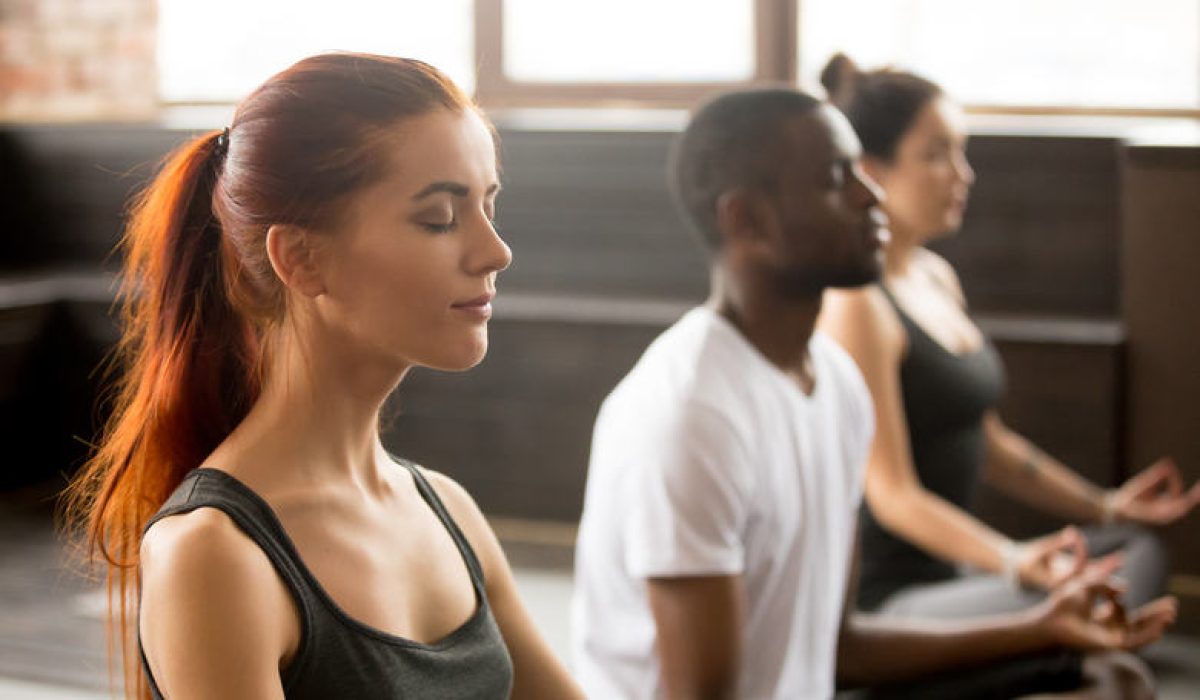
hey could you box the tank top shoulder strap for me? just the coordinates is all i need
[143,468,317,607]
[877,283,903,315]
[877,283,920,341]
[393,457,489,592]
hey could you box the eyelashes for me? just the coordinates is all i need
[419,217,500,235]
[421,221,456,233]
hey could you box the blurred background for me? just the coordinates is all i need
[1,0,1199,696]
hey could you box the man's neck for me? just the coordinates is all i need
[707,267,822,394]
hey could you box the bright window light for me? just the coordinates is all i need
[158,0,474,103]
[799,0,1200,109]
[502,0,755,83]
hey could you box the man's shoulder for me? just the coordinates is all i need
[608,308,749,407]
[812,330,870,396]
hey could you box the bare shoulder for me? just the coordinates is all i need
[412,466,505,578]
[141,507,272,589]
[821,285,904,350]
[141,508,296,696]
[417,467,484,524]
[914,248,967,305]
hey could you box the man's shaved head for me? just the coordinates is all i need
[668,88,822,252]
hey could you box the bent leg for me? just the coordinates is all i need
[1019,651,1154,700]
[878,573,1043,620]
[1082,524,1168,609]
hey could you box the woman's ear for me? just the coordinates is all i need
[265,224,326,298]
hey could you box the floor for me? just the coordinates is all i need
[2,480,1197,699]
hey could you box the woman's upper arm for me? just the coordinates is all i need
[422,470,585,700]
[140,508,295,700]
[820,288,923,513]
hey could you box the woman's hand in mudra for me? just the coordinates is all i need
[1016,526,1119,591]
[1109,457,1200,527]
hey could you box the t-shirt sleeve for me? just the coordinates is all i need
[620,402,754,579]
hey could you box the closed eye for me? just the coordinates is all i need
[421,220,457,233]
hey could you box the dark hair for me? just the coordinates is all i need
[669,87,821,251]
[820,53,942,161]
[62,52,480,699]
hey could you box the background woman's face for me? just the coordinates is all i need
[313,108,511,373]
[869,97,974,244]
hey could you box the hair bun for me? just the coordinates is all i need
[819,53,860,105]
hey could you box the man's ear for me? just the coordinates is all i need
[716,189,773,254]
[265,224,326,298]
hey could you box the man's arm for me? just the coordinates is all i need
[835,529,1177,689]
[647,574,744,700]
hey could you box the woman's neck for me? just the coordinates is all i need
[883,223,925,280]
[209,320,407,496]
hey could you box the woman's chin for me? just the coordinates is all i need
[426,340,489,373]
[927,217,963,242]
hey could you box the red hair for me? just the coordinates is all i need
[61,53,477,698]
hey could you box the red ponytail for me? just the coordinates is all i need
[61,129,260,698]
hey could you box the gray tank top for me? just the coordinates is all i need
[139,460,514,698]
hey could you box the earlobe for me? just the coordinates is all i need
[716,190,760,244]
[265,224,326,298]
[717,190,774,258]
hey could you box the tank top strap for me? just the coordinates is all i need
[393,457,489,593]
[877,283,905,315]
[143,468,320,612]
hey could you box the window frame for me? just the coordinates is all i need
[472,0,1199,117]
[472,0,798,108]
[155,0,1200,117]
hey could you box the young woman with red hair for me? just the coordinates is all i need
[63,53,582,699]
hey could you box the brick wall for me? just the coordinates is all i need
[0,0,157,121]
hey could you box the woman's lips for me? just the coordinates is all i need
[452,293,495,320]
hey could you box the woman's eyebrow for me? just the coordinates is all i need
[412,181,470,200]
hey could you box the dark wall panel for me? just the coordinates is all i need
[933,136,1122,317]
[1122,145,1200,591]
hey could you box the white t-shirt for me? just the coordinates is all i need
[571,307,874,700]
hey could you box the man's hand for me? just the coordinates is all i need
[1109,457,1200,526]
[1035,567,1177,651]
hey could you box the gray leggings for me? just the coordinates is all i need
[876,524,1169,619]
[836,525,1168,699]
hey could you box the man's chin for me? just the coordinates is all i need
[827,261,883,290]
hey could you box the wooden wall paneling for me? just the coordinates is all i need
[6,125,190,268]
[1122,144,1200,633]
[495,129,708,299]
[933,136,1122,317]
[381,317,672,521]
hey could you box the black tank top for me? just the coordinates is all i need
[856,289,1006,611]
[139,460,514,698]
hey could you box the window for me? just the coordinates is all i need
[158,0,1199,114]
[158,0,475,103]
[797,0,1200,113]
[474,0,794,107]
[502,0,754,83]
